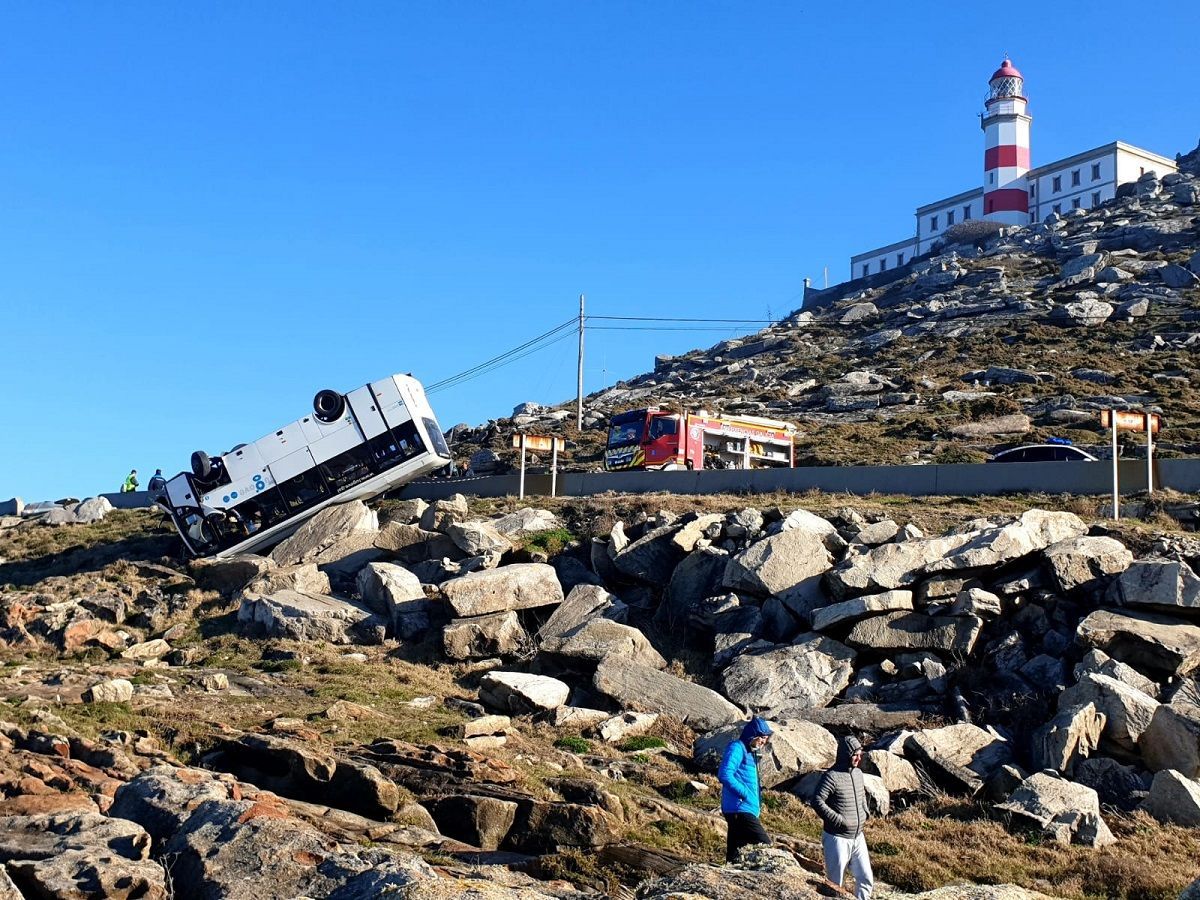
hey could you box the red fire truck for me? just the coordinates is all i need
[604,408,796,471]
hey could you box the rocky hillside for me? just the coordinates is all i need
[451,164,1200,472]
[2,496,1199,898]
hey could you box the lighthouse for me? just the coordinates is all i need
[981,58,1032,225]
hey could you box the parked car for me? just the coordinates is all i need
[988,443,1098,463]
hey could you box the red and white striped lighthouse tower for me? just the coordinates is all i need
[981,58,1032,225]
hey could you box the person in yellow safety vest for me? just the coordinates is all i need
[121,469,139,493]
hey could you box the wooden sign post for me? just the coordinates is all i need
[512,434,566,499]
[1100,410,1163,521]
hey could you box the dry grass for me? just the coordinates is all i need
[756,793,1200,900]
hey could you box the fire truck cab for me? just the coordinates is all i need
[605,408,795,471]
[157,373,450,558]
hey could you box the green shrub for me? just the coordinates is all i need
[554,736,591,754]
[521,528,577,555]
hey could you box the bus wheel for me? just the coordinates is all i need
[191,451,213,479]
[313,389,346,423]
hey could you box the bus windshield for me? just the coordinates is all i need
[607,420,644,447]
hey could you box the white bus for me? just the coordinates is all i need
[157,373,450,558]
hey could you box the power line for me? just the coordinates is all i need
[427,330,577,395]
[588,326,763,332]
[427,317,576,395]
[587,315,777,324]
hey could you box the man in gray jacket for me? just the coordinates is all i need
[811,735,873,900]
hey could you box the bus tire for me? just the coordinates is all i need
[313,390,346,423]
[191,451,213,480]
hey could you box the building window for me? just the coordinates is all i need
[989,172,995,184]
[879,258,887,272]
[1072,198,1081,209]
[897,253,904,266]
[1029,182,1036,197]
[963,204,971,220]
[1140,167,1145,175]
[1092,191,1101,206]
[946,210,955,226]
[930,215,938,231]
[1092,163,1101,181]
[1052,175,1062,192]
[861,264,869,278]
[1071,170,1081,187]
[1053,203,1061,214]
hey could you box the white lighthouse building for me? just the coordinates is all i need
[981,59,1031,225]
[848,59,1177,279]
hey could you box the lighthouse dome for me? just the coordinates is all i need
[990,58,1023,81]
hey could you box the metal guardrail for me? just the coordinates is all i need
[398,459,1200,502]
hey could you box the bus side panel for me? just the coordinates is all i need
[200,465,278,509]
[371,377,405,415]
[308,422,367,465]
[299,413,354,444]
[256,422,308,466]
[224,443,267,483]
[346,386,388,439]
[269,446,320,482]
[378,387,414,429]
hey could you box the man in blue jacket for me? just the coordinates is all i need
[717,716,773,862]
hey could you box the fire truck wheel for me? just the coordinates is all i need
[685,460,694,470]
[191,451,213,480]
[313,389,346,423]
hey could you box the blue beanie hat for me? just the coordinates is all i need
[741,716,773,741]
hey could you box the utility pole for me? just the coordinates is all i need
[576,294,585,430]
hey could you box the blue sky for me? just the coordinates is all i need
[2,2,1195,500]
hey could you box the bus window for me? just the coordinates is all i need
[278,469,330,512]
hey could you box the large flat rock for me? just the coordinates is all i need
[1076,608,1200,678]
[270,501,379,567]
[927,510,1087,573]
[1057,672,1159,758]
[1107,559,1200,611]
[828,533,978,598]
[846,610,983,654]
[811,590,914,632]
[995,772,1115,847]
[610,522,687,586]
[720,634,855,714]
[1042,536,1132,594]
[237,590,387,644]
[479,671,570,713]
[722,527,833,601]
[904,723,1012,795]
[593,658,741,732]
[441,563,563,617]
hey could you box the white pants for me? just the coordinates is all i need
[823,831,874,900]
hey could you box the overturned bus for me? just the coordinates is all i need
[157,373,450,558]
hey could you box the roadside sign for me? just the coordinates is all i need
[1103,409,1164,521]
[1101,410,1162,433]
[511,434,565,452]
[512,434,565,499]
